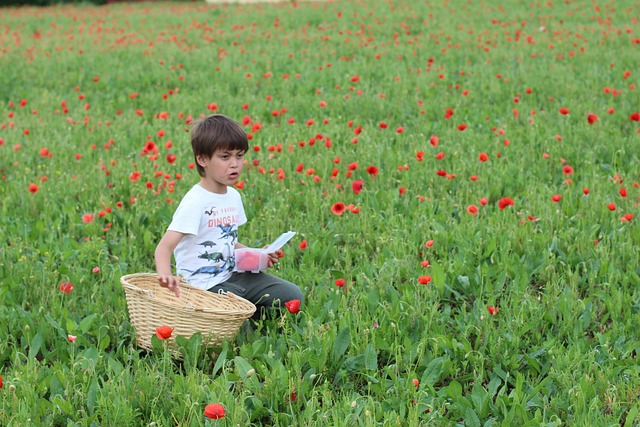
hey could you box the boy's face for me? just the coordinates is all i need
[196,148,245,194]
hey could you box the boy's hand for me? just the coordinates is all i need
[158,274,181,298]
[267,249,284,268]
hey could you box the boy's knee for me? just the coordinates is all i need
[283,283,303,304]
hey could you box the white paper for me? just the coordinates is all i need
[263,231,297,253]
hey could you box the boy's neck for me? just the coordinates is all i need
[198,178,228,194]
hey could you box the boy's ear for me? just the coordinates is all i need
[196,154,208,168]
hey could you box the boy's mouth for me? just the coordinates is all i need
[228,173,239,179]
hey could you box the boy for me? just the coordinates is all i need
[154,114,303,319]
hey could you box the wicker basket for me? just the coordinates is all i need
[120,273,256,352]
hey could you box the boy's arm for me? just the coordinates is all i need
[155,230,185,297]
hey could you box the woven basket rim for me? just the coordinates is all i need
[120,273,256,316]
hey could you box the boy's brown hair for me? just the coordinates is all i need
[191,114,249,177]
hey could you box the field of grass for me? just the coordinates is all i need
[1,0,639,425]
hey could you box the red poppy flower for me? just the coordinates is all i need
[621,213,634,222]
[331,202,346,216]
[457,124,467,131]
[425,240,434,248]
[587,113,598,124]
[366,166,379,176]
[298,240,308,250]
[559,107,570,115]
[421,260,430,267]
[498,197,514,210]
[416,151,425,161]
[562,165,574,175]
[467,205,479,215]
[29,183,39,194]
[583,188,590,195]
[347,162,358,171]
[412,378,420,387]
[429,135,439,146]
[0,375,3,388]
[487,306,499,315]
[619,187,627,198]
[59,282,74,293]
[435,152,445,160]
[418,275,432,285]
[203,403,225,420]
[379,122,388,129]
[607,202,616,211]
[129,171,141,182]
[67,334,77,343]
[335,278,345,287]
[155,326,174,340]
[551,194,562,203]
[284,299,301,314]
[478,152,489,162]
[629,112,640,121]
[352,180,364,194]
[82,214,95,223]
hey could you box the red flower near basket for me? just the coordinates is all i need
[203,403,225,420]
[155,326,174,340]
[284,299,301,314]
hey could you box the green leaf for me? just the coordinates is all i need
[98,334,111,351]
[108,358,124,377]
[87,378,99,415]
[624,403,640,427]
[79,314,97,334]
[332,327,351,362]
[446,380,463,401]
[488,375,501,397]
[29,332,44,359]
[464,407,482,427]
[234,356,254,379]
[431,261,445,287]
[49,372,64,397]
[363,344,377,371]
[211,346,228,377]
[421,356,446,386]
[331,269,344,279]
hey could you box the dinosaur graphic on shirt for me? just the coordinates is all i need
[198,251,224,262]
[218,224,238,241]
[197,241,217,248]
[184,243,234,277]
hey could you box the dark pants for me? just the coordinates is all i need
[208,272,303,320]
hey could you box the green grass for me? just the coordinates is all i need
[1,0,639,425]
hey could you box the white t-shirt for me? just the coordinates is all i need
[168,184,247,290]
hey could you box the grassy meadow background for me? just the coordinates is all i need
[1,0,639,425]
